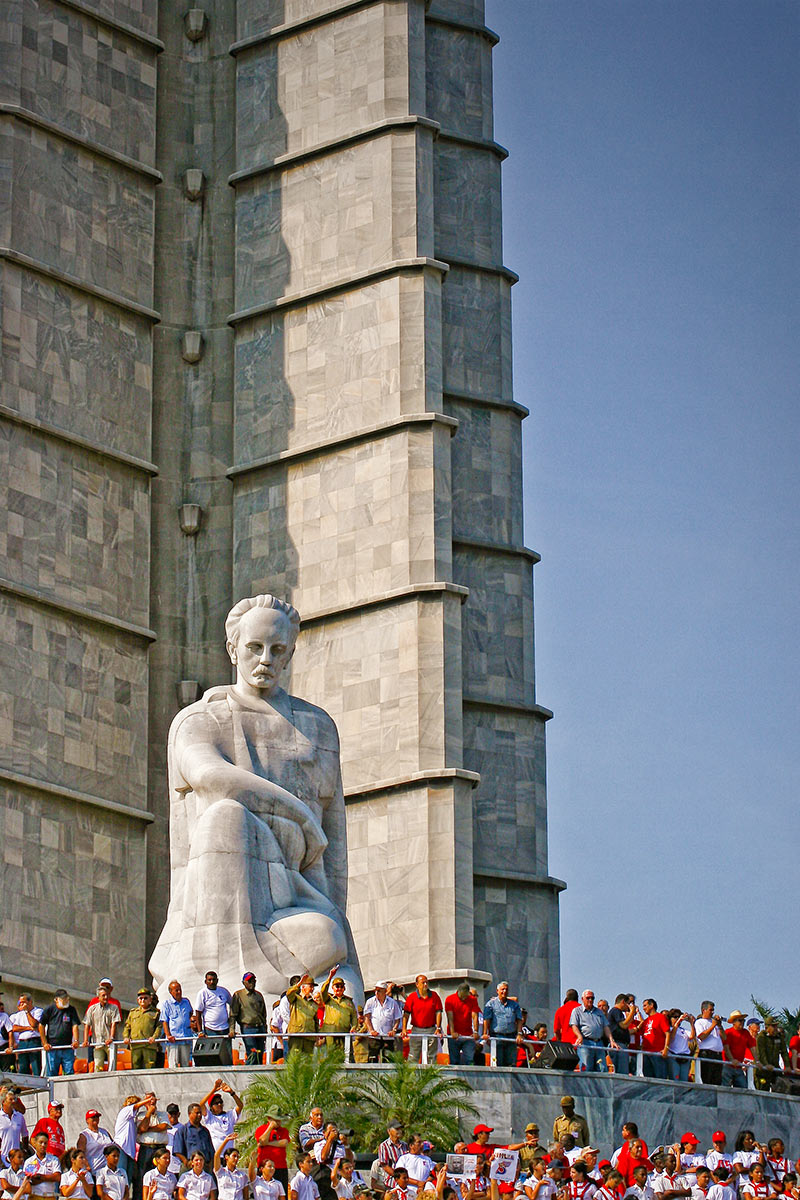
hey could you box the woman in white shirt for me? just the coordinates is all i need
[213,1142,249,1200]
[143,1148,178,1200]
[249,1155,285,1200]
[177,1155,216,1200]
[60,1150,94,1200]
[665,1011,695,1083]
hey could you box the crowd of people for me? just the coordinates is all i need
[1,976,798,1094]
[1,1080,799,1200]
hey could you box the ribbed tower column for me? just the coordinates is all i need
[229,0,562,1011]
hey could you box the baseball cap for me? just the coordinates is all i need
[242,972,256,982]
[681,1134,699,1146]
[99,977,113,986]
[712,1132,726,1142]
[48,1101,64,1110]
[86,1110,102,1119]
[474,1124,494,1135]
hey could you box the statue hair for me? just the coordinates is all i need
[225,594,301,646]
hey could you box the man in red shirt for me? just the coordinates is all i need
[553,991,580,1044]
[724,1011,756,1087]
[31,1101,65,1157]
[634,999,670,1080]
[402,975,443,1063]
[444,984,481,1065]
[256,1117,291,1190]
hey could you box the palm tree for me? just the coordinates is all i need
[750,996,800,1039]
[236,1049,361,1161]
[346,1053,478,1155]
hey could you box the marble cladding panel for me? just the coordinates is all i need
[0,123,154,306]
[434,141,501,267]
[235,130,423,310]
[0,423,150,627]
[281,596,457,789]
[233,424,451,615]
[455,549,533,708]
[425,22,493,142]
[473,879,557,1018]
[0,0,157,167]
[0,261,153,462]
[445,398,523,544]
[0,595,149,806]
[463,707,544,874]
[441,265,512,400]
[0,781,146,1000]
[82,0,157,40]
[345,780,472,981]
[236,2,414,171]
[234,272,442,463]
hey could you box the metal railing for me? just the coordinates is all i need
[4,1030,794,1093]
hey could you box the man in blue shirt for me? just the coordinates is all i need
[172,1104,214,1172]
[161,981,194,1068]
[482,982,523,1067]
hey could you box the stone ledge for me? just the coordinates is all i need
[50,0,164,50]
[229,115,440,185]
[299,581,470,629]
[426,10,500,47]
[443,388,530,419]
[437,129,508,161]
[453,537,541,565]
[0,248,160,322]
[463,698,554,721]
[228,257,449,326]
[442,256,519,285]
[231,0,389,55]
[0,766,155,824]
[344,767,481,801]
[0,404,158,477]
[228,413,458,479]
[0,578,157,643]
[0,105,162,181]
[474,868,567,892]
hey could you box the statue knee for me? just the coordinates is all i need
[191,796,248,855]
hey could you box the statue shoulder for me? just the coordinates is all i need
[168,687,233,746]
[287,693,340,751]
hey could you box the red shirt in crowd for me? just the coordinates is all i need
[725,1026,756,1063]
[445,992,480,1037]
[640,1012,670,1053]
[788,1034,800,1068]
[553,1001,579,1044]
[31,1118,65,1157]
[403,990,443,1029]
[255,1123,290,1170]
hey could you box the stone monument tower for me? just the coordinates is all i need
[0,0,563,1013]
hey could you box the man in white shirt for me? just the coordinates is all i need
[694,1002,725,1086]
[10,996,44,1076]
[195,974,233,1067]
[0,1091,28,1167]
[200,1083,243,1151]
[289,1158,320,1200]
[393,1139,434,1195]
[362,984,402,1062]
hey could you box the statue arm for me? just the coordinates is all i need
[175,724,327,868]
[319,765,349,917]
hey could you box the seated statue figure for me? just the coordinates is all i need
[149,594,362,1002]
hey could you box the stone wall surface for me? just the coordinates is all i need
[1,0,563,1014]
[32,1066,800,1159]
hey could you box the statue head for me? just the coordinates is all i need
[225,594,301,698]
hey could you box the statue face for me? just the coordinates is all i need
[229,607,295,695]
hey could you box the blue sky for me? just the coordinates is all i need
[489,0,799,1016]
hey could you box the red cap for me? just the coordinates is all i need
[86,1110,101,1119]
[598,1162,612,1171]
[473,1124,494,1135]
[712,1132,726,1143]
[681,1134,699,1146]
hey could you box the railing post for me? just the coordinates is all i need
[635,1051,644,1077]
[490,1038,497,1067]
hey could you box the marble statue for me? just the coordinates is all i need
[149,594,362,1002]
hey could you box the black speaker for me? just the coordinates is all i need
[533,1040,579,1071]
[193,1034,232,1066]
